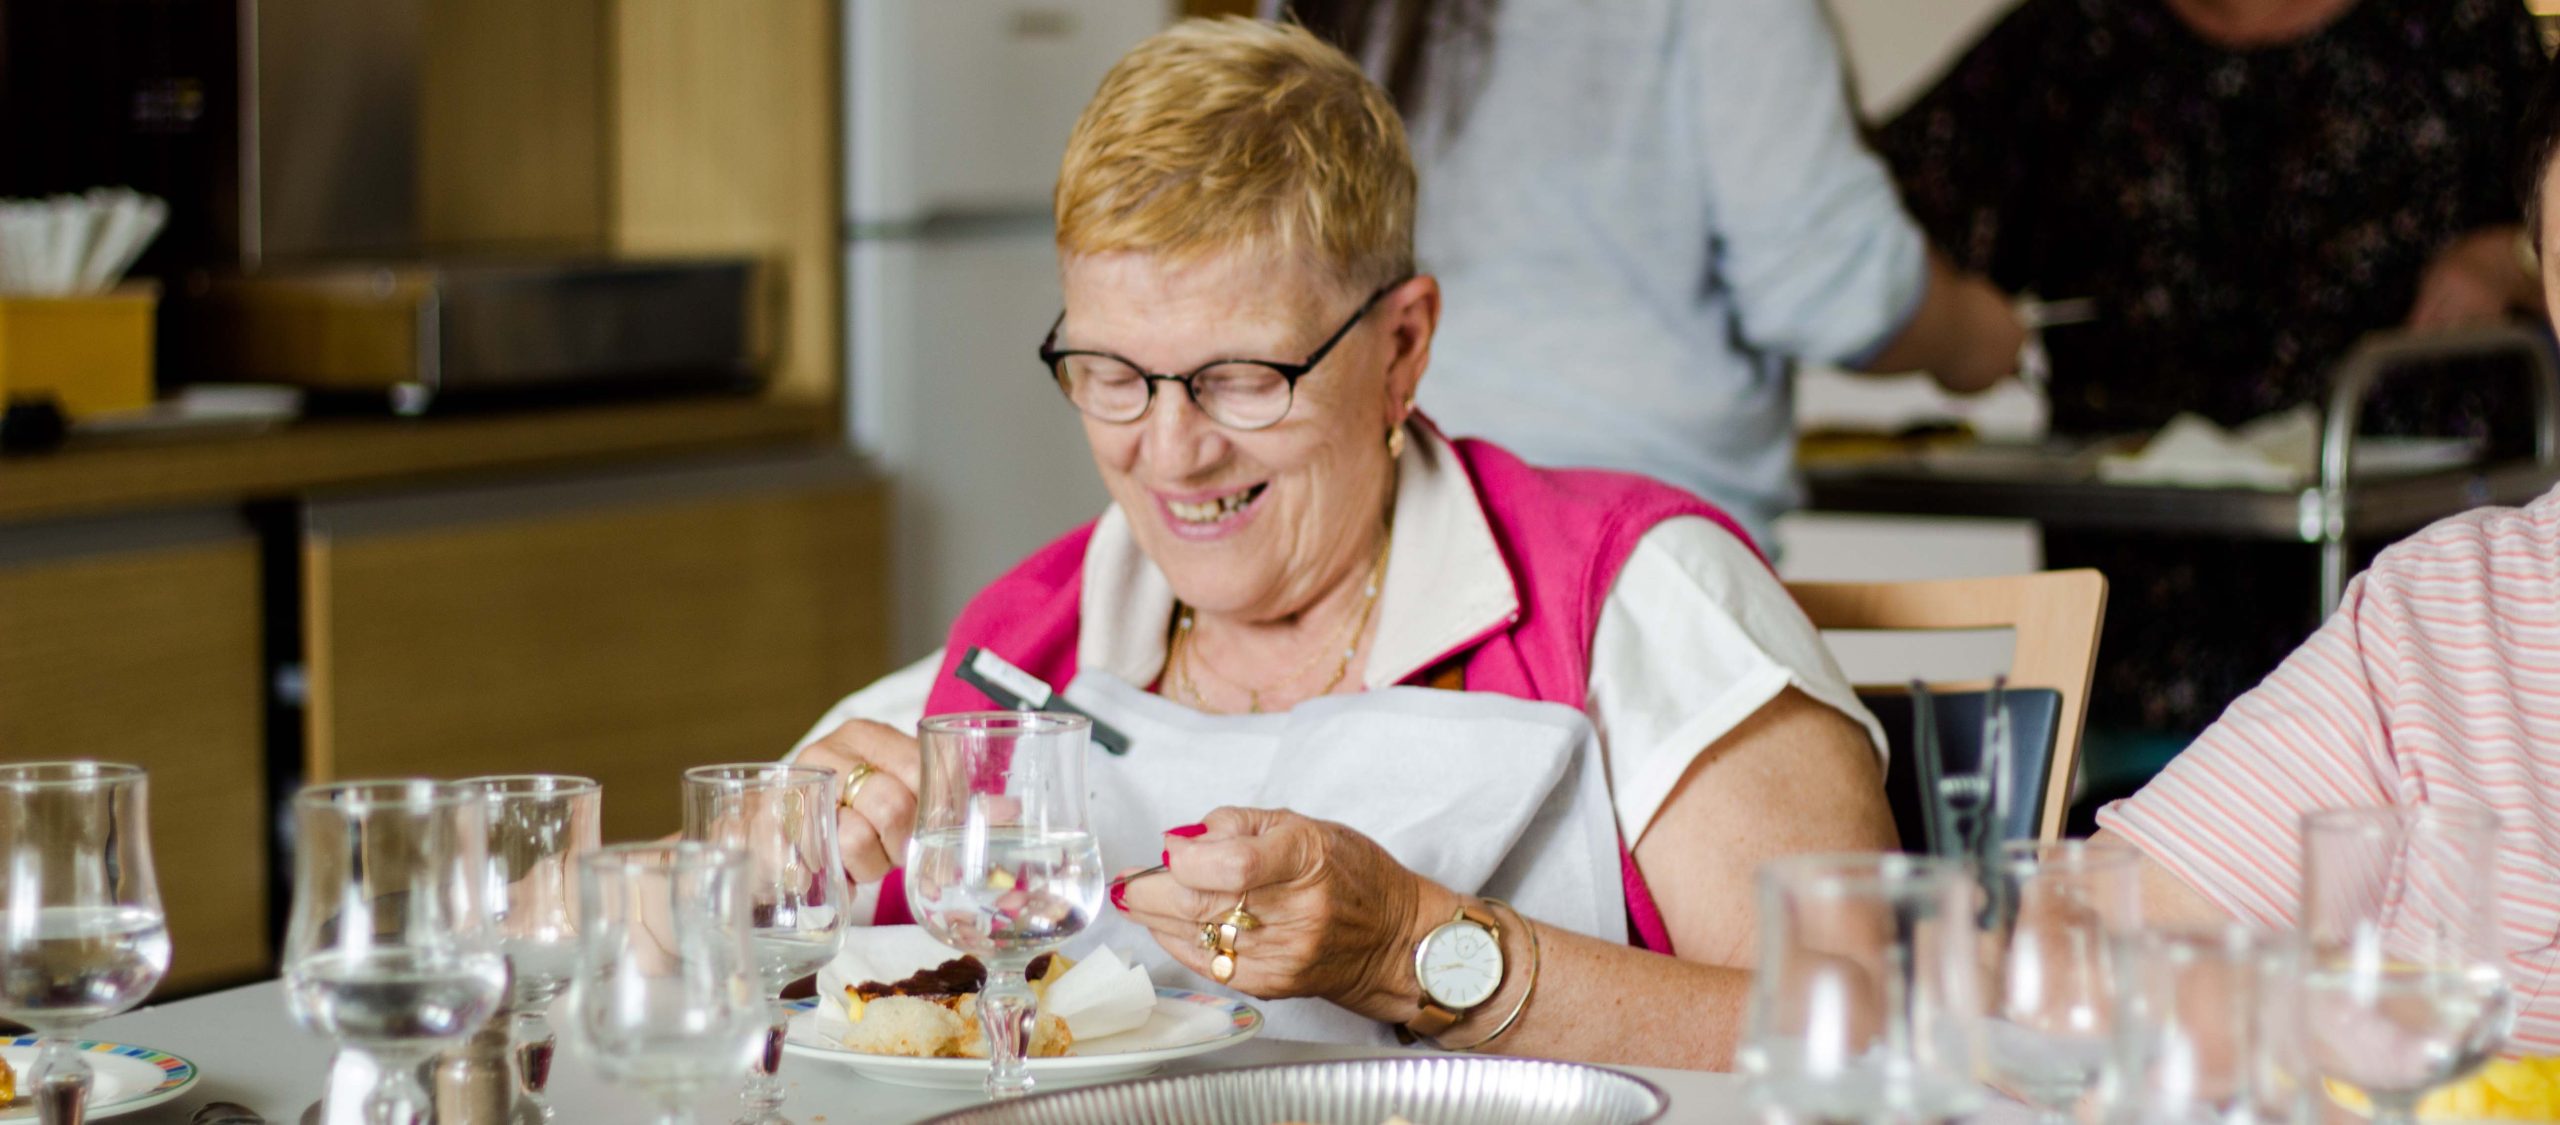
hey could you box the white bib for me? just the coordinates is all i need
[1060,671,1626,1043]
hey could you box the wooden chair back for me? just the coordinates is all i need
[1787,569,2108,842]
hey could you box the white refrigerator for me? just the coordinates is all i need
[844,0,1173,658]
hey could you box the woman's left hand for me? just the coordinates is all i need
[1113,806,1443,1019]
[2409,228,2535,330]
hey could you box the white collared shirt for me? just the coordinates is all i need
[799,427,1885,846]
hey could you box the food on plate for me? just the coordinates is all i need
[836,952,1076,1058]
[2326,1057,2560,1121]
[0,1051,12,1105]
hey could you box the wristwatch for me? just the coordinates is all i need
[1403,903,1505,1041]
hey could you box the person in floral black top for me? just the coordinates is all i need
[1879,0,2548,748]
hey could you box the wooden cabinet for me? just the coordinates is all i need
[301,450,891,841]
[0,511,272,994]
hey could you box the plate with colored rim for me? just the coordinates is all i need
[782,987,1261,1090]
[1,1037,200,1121]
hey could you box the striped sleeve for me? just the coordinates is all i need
[2095,572,2407,930]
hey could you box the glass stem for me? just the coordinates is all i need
[740,997,790,1117]
[31,1034,94,1125]
[360,1050,431,1125]
[981,961,1038,1099]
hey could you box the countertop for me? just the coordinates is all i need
[0,395,840,525]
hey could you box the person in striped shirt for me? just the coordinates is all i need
[2090,65,2560,1053]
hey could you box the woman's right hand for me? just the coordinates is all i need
[794,719,922,882]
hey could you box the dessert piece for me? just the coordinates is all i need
[835,952,1076,1058]
[951,993,1074,1059]
[836,995,967,1058]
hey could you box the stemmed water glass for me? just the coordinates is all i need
[0,762,171,1125]
[284,781,512,1125]
[906,712,1104,1099]
[559,842,764,1125]
[1741,853,1985,1124]
[469,774,602,1123]
[682,764,844,1125]
[2106,926,2300,1125]
[1987,839,2142,1125]
[2298,805,2513,1125]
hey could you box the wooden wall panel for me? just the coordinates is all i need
[418,0,612,253]
[0,518,271,995]
[611,0,841,407]
[304,455,890,843]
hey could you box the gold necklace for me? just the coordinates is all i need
[1170,525,1392,714]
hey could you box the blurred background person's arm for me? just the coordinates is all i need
[1681,0,2021,397]
[1855,247,2025,394]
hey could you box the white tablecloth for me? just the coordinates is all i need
[78,981,1758,1123]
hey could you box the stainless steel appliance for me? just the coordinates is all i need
[173,259,767,414]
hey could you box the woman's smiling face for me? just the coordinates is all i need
[1057,249,1430,622]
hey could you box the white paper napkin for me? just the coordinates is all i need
[2097,407,2316,489]
[1039,944,1154,1040]
[0,188,166,297]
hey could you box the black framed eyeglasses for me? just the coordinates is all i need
[1037,281,1402,431]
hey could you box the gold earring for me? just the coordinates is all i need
[1387,422,1408,459]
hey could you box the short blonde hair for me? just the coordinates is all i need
[1055,17,1414,293]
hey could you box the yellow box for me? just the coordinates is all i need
[0,282,158,420]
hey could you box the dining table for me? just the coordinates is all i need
[65,978,2024,1124]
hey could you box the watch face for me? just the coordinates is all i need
[1419,920,1504,1010]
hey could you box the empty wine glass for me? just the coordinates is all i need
[1742,853,1985,1125]
[907,712,1103,1099]
[468,774,602,1123]
[560,841,763,1125]
[682,764,843,1125]
[2107,926,2298,1125]
[284,780,511,1125]
[1988,839,2142,1125]
[2299,805,2513,1125]
[0,762,170,1125]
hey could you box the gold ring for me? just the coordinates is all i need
[1199,909,1245,984]
[1220,899,1260,933]
[840,760,880,806]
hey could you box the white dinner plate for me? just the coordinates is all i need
[782,987,1262,1090]
[1,1036,200,1121]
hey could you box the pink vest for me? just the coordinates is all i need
[899,436,1763,956]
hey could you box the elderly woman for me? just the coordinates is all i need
[793,17,1893,1070]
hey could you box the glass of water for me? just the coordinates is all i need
[0,762,171,1125]
[682,764,844,1125]
[1742,852,1985,1125]
[2107,925,2299,1125]
[560,841,763,1125]
[1988,839,2142,1124]
[284,780,512,1125]
[2299,805,2512,1125]
[907,712,1103,1099]
[469,774,602,1122]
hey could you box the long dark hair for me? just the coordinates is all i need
[1284,0,1498,137]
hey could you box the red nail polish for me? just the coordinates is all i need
[1109,881,1128,911]
[1165,824,1208,839]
